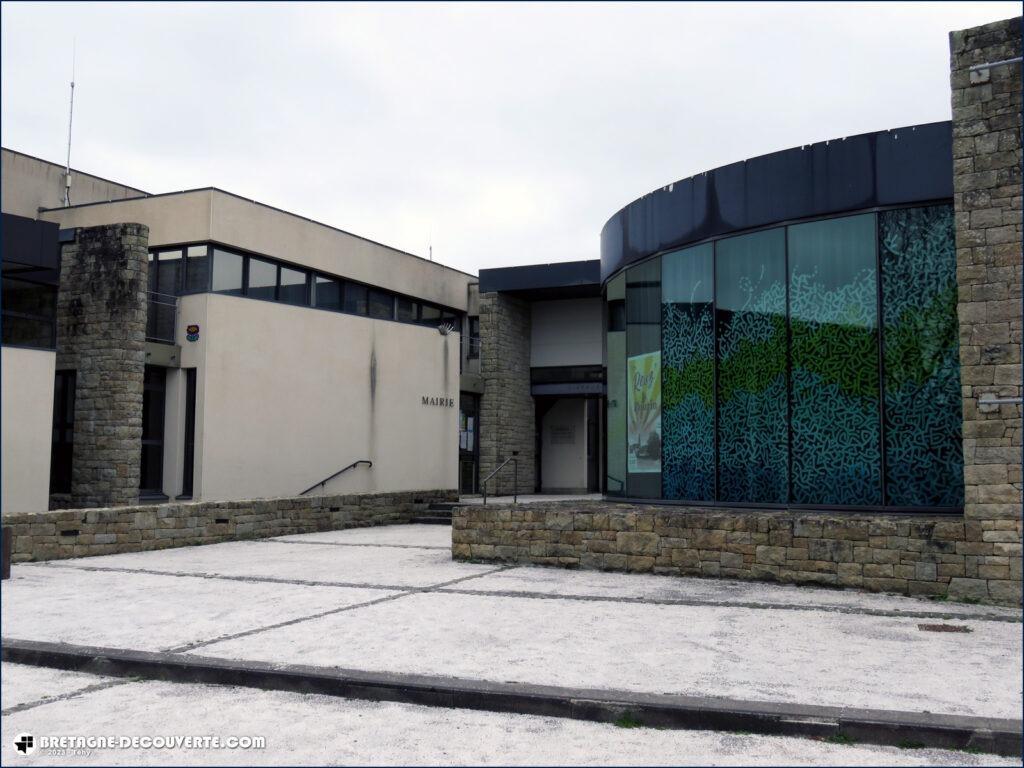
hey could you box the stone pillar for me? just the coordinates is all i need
[56,223,149,508]
[478,291,536,495]
[949,17,1022,602]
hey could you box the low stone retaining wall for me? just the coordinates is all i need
[3,489,456,563]
[452,502,1022,605]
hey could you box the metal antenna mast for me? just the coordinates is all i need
[63,41,76,207]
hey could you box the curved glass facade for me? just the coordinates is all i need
[606,204,963,511]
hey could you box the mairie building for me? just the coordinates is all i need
[1,16,1019,603]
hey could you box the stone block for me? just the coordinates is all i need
[987,580,1023,604]
[755,545,786,565]
[626,555,655,573]
[947,577,990,601]
[915,561,938,581]
[720,551,745,569]
[792,519,822,538]
[807,538,854,562]
[615,531,658,556]
[908,580,946,597]
[863,563,893,578]
[692,530,726,549]
[669,548,699,568]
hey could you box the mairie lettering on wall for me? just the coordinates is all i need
[422,396,455,407]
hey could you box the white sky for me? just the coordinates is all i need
[1,2,1018,275]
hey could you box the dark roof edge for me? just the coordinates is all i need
[602,120,953,228]
[479,259,600,293]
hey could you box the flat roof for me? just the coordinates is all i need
[2,147,151,196]
[479,259,601,299]
[40,186,479,281]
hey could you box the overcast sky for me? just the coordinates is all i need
[1,2,1018,275]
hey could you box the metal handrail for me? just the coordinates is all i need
[146,290,179,306]
[299,460,372,496]
[482,455,518,505]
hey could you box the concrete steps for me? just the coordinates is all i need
[410,502,459,525]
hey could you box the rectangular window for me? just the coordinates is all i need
[468,316,480,358]
[607,300,625,332]
[182,368,197,498]
[211,249,244,295]
[1,276,56,347]
[880,204,963,508]
[344,282,368,315]
[419,304,441,327]
[278,265,308,305]
[49,369,76,494]
[661,244,715,502]
[788,214,881,506]
[715,228,788,505]
[154,249,183,296]
[184,245,211,292]
[368,288,394,320]
[314,275,342,311]
[247,257,277,301]
[625,258,661,498]
[396,297,419,323]
[140,366,167,495]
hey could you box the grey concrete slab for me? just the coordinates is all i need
[33,538,492,589]
[1,565,395,651]
[0,663,1014,766]
[194,591,1022,720]
[0,663,119,712]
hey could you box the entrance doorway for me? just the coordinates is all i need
[459,393,480,494]
[140,365,166,496]
[535,396,603,494]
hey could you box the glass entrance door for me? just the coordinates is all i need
[459,393,479,494]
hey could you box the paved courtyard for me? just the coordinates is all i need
[2,524,1021,765]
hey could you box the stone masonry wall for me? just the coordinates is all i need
[56,224,150,508]
[453,500,1019,604]
[5,489,456,563]
[479,292,535,495]
[950,18,1022,603]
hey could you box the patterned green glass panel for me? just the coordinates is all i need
[661,244,714,501]
[715,229,788,504]
[788,214,882,505]
[880,205,963,507]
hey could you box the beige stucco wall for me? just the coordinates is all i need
[40,190,475,312]
[39,190,216,250]
[530,298,603,368]
[2,148,146,219]
[175,293,458,501]
[1,346,56,514]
